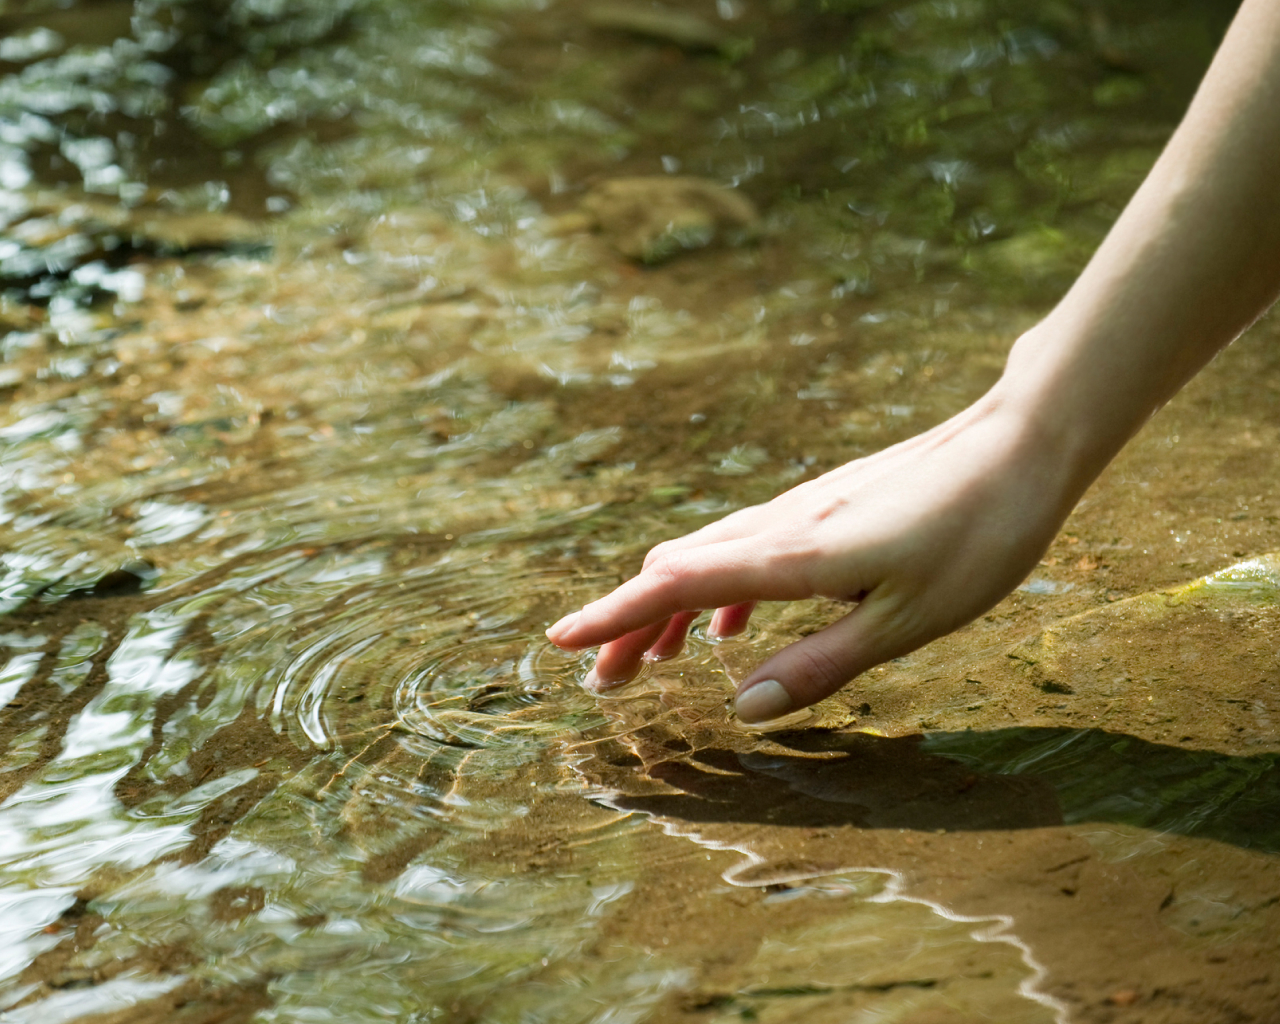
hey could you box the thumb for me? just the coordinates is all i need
[732,597,908,724]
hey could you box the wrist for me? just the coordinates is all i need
[988,321,1139,508]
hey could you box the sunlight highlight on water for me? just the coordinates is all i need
[3,0,1276,1018]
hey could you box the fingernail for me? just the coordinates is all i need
[734,679,792,724]
[546,611,581,640]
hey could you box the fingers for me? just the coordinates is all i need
[645,610,701,661]
[732,596,906,724]
[547,538,810,649]
[640,507,763,570]
[708,601,755,638]
[586,620,669,690]
[581,594,907,723]
[580,602,751,691]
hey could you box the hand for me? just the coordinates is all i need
[546,386,1082,723]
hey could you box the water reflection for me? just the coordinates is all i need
[927,727,1280,853]
[580,716,1280,853]
[591,730,1065,832]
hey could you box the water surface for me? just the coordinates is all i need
[3,0,1279,1021]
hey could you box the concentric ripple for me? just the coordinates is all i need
[160,542,612,759]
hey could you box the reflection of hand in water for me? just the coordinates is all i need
[579,687,1063,835]
[581,681,1280,856]
[548,0,1280,722]
[647,736,1063,834]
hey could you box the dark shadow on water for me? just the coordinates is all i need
[598,728,1280,854]
[924,727,1280,853]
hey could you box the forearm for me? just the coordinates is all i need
[999,0,1280,496]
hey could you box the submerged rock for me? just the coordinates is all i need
[0,191,267,301]
[580,175,759,263]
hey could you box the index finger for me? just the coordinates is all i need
[546,537,813,649]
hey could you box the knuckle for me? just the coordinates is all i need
[645,551,687,585]
[642,540,678,570]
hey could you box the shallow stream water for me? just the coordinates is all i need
[2,0,1279,1021]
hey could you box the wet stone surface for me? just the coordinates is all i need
[2,0,1278,1022]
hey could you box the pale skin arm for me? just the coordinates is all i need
[547,0,1280,724]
